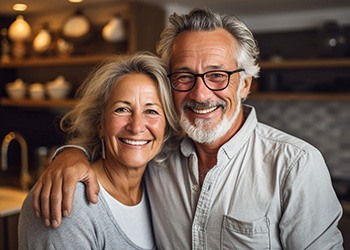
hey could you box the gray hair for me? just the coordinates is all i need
[60,52,181,162]
[156,8,260,79]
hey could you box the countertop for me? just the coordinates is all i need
[0,187,28,217]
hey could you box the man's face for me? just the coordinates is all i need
[169,28,251,144]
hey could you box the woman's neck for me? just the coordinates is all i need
[92,159,145,205]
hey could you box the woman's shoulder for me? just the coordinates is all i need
[71,182,104,213]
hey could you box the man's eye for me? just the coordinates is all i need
[175,74,193,82]
[207,72,225,78]
[206,72,227,83]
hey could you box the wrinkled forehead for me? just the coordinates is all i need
[169,29,238,72]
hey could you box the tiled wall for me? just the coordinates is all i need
[245,99,350,180]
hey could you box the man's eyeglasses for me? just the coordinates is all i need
[167,68,245,92]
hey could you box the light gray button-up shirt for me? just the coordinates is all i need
[145,105,343,249]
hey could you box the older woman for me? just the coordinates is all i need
[18,52,180,249]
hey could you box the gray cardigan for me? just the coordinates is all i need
[18,182,156,250]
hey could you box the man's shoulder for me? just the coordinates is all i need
[256,122,316,152]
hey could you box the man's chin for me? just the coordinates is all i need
[182,122,224,144]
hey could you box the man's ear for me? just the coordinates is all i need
[240,77,252,99]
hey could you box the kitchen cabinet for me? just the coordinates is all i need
[251,58,350,101]
[0,213,19,250]
[0,55,107,108]
[251,25,350,100]
[0,1,165,108]
[0,187,27,250]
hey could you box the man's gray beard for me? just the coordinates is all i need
[180,80,243,144]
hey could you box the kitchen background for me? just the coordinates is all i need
[0,0,349,249]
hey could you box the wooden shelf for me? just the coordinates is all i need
[0,98,78,108]
[0,54,119,68]
[250,92,350,101]
[260,58,350,69]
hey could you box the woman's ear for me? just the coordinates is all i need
[240,76,252,99]
[98,124,104,138]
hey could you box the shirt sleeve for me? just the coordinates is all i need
[51,144,90,161]
[279,147,344,249]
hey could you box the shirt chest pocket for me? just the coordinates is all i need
[221,215,270,250]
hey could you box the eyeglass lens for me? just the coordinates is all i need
[169,71,231,91]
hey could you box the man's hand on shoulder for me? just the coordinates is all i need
[32,147,99,228]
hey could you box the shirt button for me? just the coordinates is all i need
[192,185,200,191]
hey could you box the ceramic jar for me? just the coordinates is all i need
[33,24,52,54]
[8,15,32,59]
[102,16,126,43]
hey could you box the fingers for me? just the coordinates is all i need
[85,169,100,204]
[49,173,63,228]
[61,175,78,218]
[30,147,97,229]
[32,169,64,228]
[32,180,43,218]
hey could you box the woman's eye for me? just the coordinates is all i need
[114,107,129,113]
[146,109,159,115]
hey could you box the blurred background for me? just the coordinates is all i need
[0,0,349,249]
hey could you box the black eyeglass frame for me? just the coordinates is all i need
[167,68,245,92]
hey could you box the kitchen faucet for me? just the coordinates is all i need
[1,131,32,191]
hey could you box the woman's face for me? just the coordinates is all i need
[100,73,166,169]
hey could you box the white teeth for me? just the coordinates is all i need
[122,139,148,145]
[193,106,217,114]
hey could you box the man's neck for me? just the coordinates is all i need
[194,109,246,185]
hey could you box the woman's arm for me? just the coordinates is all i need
[32,147,100,228]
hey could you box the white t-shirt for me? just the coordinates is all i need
[99,182,155,249]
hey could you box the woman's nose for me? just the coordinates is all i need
[126,114,145,133]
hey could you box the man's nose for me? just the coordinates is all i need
[189,76,213,101]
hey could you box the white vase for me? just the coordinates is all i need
[33,27,52,54]
[63,11,90,39]
[8,15,31,42]
[102,16,126,43]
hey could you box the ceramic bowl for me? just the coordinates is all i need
[6,79,27,99]
[46,84,70,99]
[28,83,45,100]
[6,86,26,99]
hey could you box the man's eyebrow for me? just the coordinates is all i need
[172,67,192,72]
[172,65,224,72]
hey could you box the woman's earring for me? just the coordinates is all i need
[101,138,106,159]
